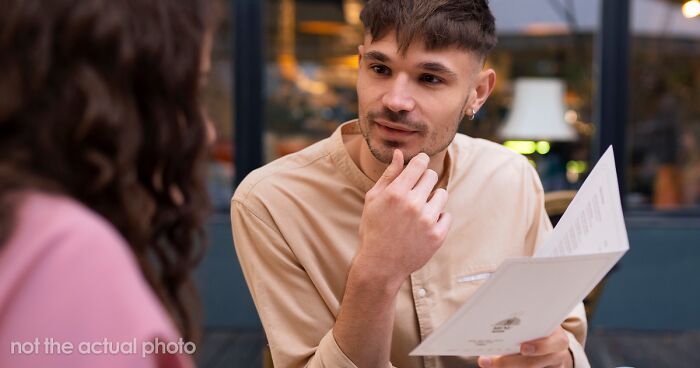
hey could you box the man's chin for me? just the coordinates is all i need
[368,142,421,165]
[368,146,395,165]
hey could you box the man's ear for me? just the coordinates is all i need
[358,44,364,65]
[466,68,496,115]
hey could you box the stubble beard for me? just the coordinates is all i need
[359,107,465,165]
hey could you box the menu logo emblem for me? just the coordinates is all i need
[492,317,521,333]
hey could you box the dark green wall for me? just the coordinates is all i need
[196,214,260,329]
[592,218,700,330]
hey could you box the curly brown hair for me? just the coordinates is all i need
[0,0,213,343]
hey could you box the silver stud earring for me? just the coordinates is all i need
[469,109,477,120]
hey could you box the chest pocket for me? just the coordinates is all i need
[438,263,499,319]
[454,264,497,286]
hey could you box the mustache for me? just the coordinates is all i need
[367,108,426,131]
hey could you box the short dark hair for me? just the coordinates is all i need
[360,0,497,59]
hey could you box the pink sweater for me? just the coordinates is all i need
[0,192,194,367]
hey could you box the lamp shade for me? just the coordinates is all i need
[499,78,577,142]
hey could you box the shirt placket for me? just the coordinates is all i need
[410,272,438,368]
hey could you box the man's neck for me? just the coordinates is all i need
[345,134,448,184]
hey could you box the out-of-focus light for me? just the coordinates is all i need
[566,160,587,183]
[299,21,347,35]
[277,54,298,80]
[297,75,328,95]
[500,78,577,141]
[523,22,569,36]
[528,159,537,168]
[564,109,578,124]
[344,0,363,25]
[566,160,588,174]
[503,141,551,155]
[329,55,360,69]
[682,0,700,18]
[504,141,536,155]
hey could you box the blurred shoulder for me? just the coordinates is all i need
[2,191,131,260]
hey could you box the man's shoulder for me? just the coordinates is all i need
[232,136,334,205]
[448,135,544,220]
[453,133,530,170]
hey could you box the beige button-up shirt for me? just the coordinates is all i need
[231,121,589,368]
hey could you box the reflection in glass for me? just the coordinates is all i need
[203,2,235,211]
[627,0,700,210]
[265,0,362,162]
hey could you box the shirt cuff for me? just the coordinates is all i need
[315,330,360,368]
[565,330,590,368]
[317,330,395,368]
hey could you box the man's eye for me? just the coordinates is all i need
[420,74,443,84]
[370,65,390,75]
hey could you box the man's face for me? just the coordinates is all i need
[356,32,484,164]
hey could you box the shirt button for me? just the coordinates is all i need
[417,288,427,297]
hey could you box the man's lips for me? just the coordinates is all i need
[373,119,419,141]
[374,119,418,133]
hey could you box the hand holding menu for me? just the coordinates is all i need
[411,146,629,357]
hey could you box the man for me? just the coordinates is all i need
[231,1,589,367]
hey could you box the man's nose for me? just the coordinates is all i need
[381,74,415,113]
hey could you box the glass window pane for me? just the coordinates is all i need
[264,0,363,162]
[204,3,235,211]
[487,0,600,192]
[627,0,700,210]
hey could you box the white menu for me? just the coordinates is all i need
[411,147,629,357]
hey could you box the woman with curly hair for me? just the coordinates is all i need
[0,0,216,366]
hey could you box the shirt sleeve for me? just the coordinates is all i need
[563,303,590,368]
[232,199,375,368]
[522,161,590,368]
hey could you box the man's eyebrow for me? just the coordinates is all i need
[364,51,389,63]
[418,62,457,77]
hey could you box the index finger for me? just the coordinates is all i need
[373,149,404,191]
[389,152,430,192]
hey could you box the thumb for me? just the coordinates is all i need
[477,355,497,368]
[374,149,403,190]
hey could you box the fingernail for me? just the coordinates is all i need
[522,344,535,355]
[480,357,492,367]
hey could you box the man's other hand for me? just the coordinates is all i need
[477,327,573,368]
